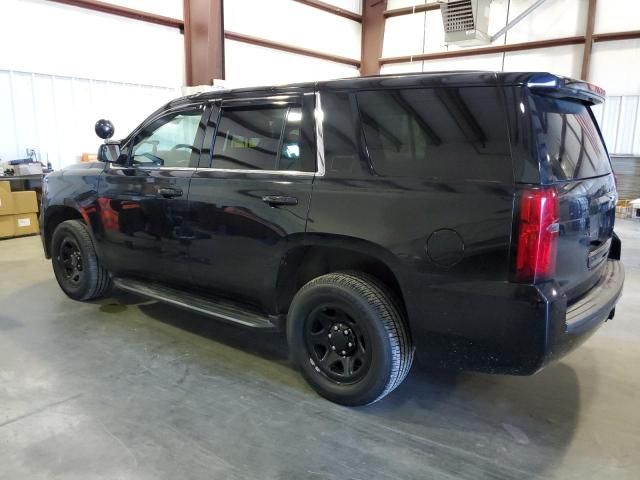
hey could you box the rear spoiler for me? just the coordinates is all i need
[526,73,606,105]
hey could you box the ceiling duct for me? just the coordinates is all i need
[440,0,492,47]
[439,0,551,47]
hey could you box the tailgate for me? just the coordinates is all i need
[529,92,617,302]
[556,174,616,301]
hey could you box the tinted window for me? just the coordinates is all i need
[357,87,511,181]
[531,95,611,180]
[321,92,362,176]
[131,108,202,168]
[212,105,305,171]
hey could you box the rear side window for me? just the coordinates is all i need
[357,87,511,182]
[531,95,611,181]
[321,92,362,176]
[212,104,306,171]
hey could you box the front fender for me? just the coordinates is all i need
[41,167,103,258]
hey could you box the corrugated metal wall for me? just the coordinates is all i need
[611,156,640,200]
[0,69,180,170]
[593,96,640,155]
[593,96,640,200]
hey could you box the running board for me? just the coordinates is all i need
[113,278,280,329]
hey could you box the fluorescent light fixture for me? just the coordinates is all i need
[286,144,300,158]
[287,111,302,123]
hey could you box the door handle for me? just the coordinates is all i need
[262,195,298,207]
[158,187,183,198]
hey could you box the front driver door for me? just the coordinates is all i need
[96,103,207,286]
[188,90,316,312]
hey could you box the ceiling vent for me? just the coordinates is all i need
[440,0,491,46]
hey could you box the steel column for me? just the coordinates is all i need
[581,0,597,81]
[361,0,387,76]
[184,0,225,86]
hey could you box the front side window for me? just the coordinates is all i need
[212,104,306,171]
[131,108,203,168]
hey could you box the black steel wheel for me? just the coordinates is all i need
[288,271,414,406]
[58,237,84,285]
[304,304,371,384]
[51,220,112,301]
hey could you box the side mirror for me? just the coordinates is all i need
[98,141,122,163]
[95,119,115,139]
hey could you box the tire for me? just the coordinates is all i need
[51,219,112,301]
[287,271,414,406]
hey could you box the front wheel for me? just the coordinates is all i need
[51,219,112,301]
[287,271,414,406]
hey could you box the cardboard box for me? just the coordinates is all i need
[0,181,11,193]
[0,189,14,216]
[13,213,39,236]
[0,215,15,238]
[12,191,38,214]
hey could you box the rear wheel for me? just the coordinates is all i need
[287,271,413,406]
[51,220,112,301]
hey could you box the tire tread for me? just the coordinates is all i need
[296,271,414,404]
[53,220,112,300]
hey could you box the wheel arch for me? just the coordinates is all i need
[275,235,408,318]
[42,205,86,258]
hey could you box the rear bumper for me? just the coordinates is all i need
[408,259,624,374]
[543,259,624,365]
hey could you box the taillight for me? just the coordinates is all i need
[514,187,559,283]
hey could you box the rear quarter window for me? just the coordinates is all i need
[356,87,512,182]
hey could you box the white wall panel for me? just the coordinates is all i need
[383,14,426,57]
[0,70,179,169]
[0,73,18,159]
[224,0,361,60]
[99,0,183,19]
[615,97,640,154]
[594,0,640,34]
[422,53,504,72]
[590,39,640,96]
[634,105,640,156]
[482,0,510,45]
[32,74,57,169]
[9,72,38,164]
[380,62,423,75]
[386,0,419,9]
[381,53,504,75]
[387,0,437,9]
[503,44,583,79]
[225,40,358,87]
[503,0,585,44]
[584,96,640,155]
[0,0,184,87]
[423,9,447,53]
[591,102,604,126]
[600,97,621,153]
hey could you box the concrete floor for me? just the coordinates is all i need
[1,223,639,480]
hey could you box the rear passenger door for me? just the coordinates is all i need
[188,90,316,311]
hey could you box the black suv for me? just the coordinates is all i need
[41,72,624,406]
